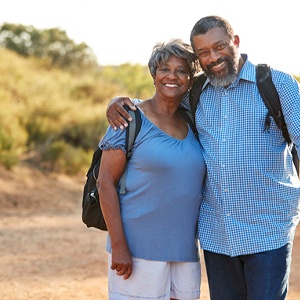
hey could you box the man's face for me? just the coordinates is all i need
[192,27,240,87]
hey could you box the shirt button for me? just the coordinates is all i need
[222,139,226,142]
[226,213,231,217]
[224,115,228,119]
[221,164,225,168]
[224,189,228,192]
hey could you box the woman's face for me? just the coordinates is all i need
[154,55,192,100]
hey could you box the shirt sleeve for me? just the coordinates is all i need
[100,98,141,152]
[99,126,126,154]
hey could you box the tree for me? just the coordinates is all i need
[0,23,97,70]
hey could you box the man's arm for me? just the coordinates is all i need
[106,97,136,130]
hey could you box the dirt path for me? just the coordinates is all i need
[0,164,299,299]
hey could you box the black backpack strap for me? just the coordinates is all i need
[125,106,142,160]
[291,146,299,177]
[256,64,291,144]
[179,107,198,139]
[119,106,142,194]
[256,64,299,177]
[189,73,207,122]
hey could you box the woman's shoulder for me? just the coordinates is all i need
[98,125,127,152]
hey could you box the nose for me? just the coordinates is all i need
[166,70,177,78]
[208,49,221,62]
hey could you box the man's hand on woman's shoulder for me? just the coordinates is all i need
[106,97,136,130]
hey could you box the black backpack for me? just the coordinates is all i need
[82,106,197,230]
[82,106,142,230]
[189,64,299,177]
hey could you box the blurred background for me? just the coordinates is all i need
[0,0,299,173]
[0,1,299,299]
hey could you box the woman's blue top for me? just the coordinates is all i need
[99,107,206,262]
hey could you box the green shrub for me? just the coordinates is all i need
[0,150,19,169]
[41,140,91,175]
[0,47,157,174]
[0,115,28,169]
[59,118,108,150]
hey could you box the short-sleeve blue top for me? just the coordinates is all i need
[99,107,206,262]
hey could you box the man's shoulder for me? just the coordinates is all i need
[240,57,296,87]
[269,68,299,92]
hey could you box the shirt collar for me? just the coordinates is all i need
[238,54,256,84]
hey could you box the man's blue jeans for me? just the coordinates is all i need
[203,242,293,300]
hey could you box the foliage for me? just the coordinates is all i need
[59,118,109,150]
[99,63,154,99]
[2,22,297,175]
[0,23,98,71]
[40,140,92,175]
[0,47,153,174]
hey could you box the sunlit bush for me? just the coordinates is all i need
[0,89,28,168]
[0,47,153,174]
[41,140,92,175]
[59,118,108,150]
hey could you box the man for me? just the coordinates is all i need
[106,16,300,300]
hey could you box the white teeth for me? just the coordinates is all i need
[165,84,178,87]
[212,61,225,69]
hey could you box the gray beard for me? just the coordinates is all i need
[207,72,238,87]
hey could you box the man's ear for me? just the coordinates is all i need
[233,35,240,48]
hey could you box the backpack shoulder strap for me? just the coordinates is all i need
[189,73,207,121]
[178,107,198,139]
[119,106,142,194]
[256,64,299,177]
[125,106,142,159]
[256,64,291,144]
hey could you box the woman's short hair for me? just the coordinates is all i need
[148,39,200,78]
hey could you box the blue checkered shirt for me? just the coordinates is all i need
[182,55,300,256]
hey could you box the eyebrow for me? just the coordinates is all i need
[197,40,226,52]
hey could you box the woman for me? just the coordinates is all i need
[97,39,206,300]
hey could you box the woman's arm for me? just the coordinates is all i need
[97,148,133,279]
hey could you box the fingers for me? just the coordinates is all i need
[106,97,136,130]
[123,264,132,280]
[123,98,137,111]
[107,114,128,131]
[111,261,133,280]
